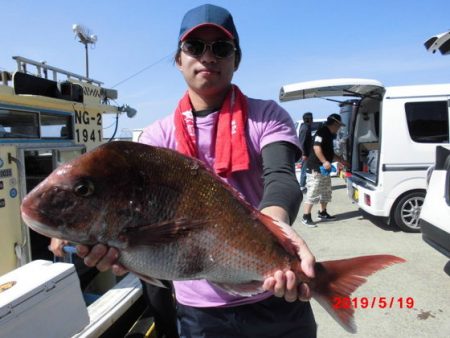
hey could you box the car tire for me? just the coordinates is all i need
[393,190,426,233]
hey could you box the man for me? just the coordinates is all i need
[75,4,317,337]
[298,112,313,192]
[302,113,346,228]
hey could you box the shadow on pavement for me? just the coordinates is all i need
[444,261,450,277]
[334,210,361,220]
[331,183,346,191]
[358,210,401,232]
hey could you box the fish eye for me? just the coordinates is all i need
[74,179,95,197]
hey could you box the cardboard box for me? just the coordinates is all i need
[0,260,89,338]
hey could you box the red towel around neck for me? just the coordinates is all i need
[174,85,250,176]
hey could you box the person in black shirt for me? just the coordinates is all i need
[301,114,347,227]
[298,112,313,192]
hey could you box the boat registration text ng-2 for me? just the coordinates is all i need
[74,108,102,146]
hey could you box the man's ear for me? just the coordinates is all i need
[175,54,182,70]
[234,51,241,71]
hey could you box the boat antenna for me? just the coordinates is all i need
[72,24,98,78]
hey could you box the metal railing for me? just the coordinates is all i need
[13,56,103,85]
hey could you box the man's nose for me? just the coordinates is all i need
[200,45,217,62]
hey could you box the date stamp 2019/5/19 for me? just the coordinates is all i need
[332,297,415,309]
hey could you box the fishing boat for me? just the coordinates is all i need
[0,57,155,337]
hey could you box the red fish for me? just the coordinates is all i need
[21,141,405,333]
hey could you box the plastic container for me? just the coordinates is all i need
[0,260,89,338]
[319,164,337,176]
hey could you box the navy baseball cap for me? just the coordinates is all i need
[179,4,240,45]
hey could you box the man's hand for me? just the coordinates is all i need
[76,244,128,275]
[260,207,316,302]
[322,160,331,170]
[49,238,69,257]
[262,237,315,302]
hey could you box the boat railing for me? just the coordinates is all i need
[12,56,103,86]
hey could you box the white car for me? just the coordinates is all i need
[420,145,450,258]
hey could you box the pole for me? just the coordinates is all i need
[84,43,89,78]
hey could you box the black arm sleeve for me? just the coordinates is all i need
[258,141,302,224]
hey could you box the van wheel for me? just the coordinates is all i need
[393,191,425,233]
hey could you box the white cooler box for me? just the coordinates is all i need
[0,260,89,338]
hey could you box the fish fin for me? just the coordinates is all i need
[211,281,265,297]
[121,218,209,246]
[132,272,168,288]
[311,255,406,333]
[256,213,300,257]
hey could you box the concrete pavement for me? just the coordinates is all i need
[292,177,450,338]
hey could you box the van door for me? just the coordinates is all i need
[420,145,450,257]
[279,78,385,169]
[279,78,385,102]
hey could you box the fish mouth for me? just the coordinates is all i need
[21,211,94,245]
[21,211,65,239]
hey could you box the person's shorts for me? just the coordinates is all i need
[305,171,332,204]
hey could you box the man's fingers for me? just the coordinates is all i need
[82,244,107,267]
[300,256,316,279]
[112,264,128,276]
[283,271,297,302]
[273,270,286,297]
[81,244,115,269]
[95,248,119,272]
[264,270,313,303]
[76,244,90,258]
[49,238,68,257]
[298,243,316,279]
[262,277,276,291]
[298,282,312,302]
[76,244,123,273]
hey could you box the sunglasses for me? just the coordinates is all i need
[180,39,237,59]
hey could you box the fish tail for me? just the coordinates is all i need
[310,255,405,333]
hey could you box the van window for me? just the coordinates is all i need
[405,101,449,143]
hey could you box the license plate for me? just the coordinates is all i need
[353,188,359,202]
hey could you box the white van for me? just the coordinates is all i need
[280,78,450,232]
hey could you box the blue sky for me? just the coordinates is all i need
[2,0,450,138]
